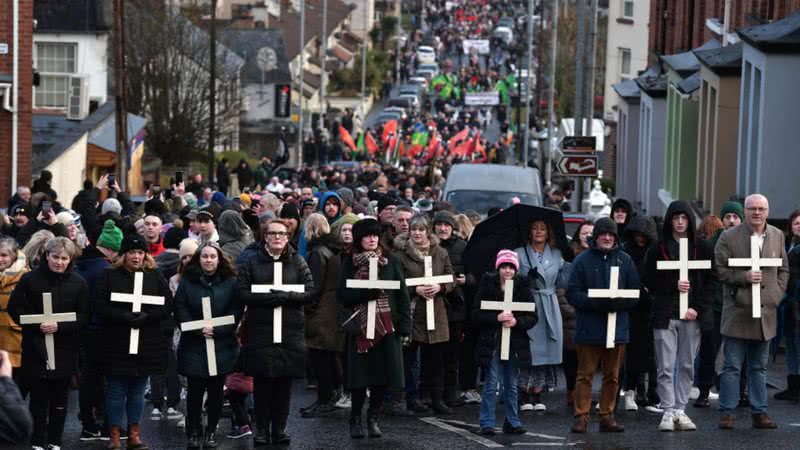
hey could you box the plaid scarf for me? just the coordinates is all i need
[352,251,395,353]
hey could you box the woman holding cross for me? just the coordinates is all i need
[174,242,242,448]
[236,218,314,446]
[95,234,173,450]
[7,237,87,450]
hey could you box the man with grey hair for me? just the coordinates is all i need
[8,186,31,212]
[714,194,789,430]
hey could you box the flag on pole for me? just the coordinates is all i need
[365,131,379,155]
[382,120,398,144]
[340,126,356,152]
[411,130,429,146]
[355,132,365,157]
[448,128,470,149]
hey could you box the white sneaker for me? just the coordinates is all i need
[335,392,352,409]
[624,390,639,411]
[708,391,719,400]
[646,403,666,414]
[166,407,184,420]
[150,408,162,420]
[689,386,700,400]
[520,403,534,411]
[464,389,482,404]
[659,411,675,431]
[32,446,46,450]
[47,446,60,450]
[533,402,546,411]
[673,410,697,431]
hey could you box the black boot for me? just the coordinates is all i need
[366,414,382,438]
[694,388,710,408]
[349,416,365,439]
[431,389,453,415]
[406,398,431,413]
[774,375,800,401]
[387,390,415,416]
[186,433,201,449]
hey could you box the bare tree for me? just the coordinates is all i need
[124,1,242,165]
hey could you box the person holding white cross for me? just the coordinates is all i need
[336,218,411,440]
[644,200,714,432]
[174,242,242,449]
[394,214,455,415]
[7,237,87,450]
[236,218,314,446]
[95,234,173,450]
[567,218,640,434]
[714,194,788,430]
[473,250,537,436]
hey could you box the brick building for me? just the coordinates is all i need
[648,0,800,60]
[0,0,33,207]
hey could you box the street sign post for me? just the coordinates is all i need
[556,155,598,176]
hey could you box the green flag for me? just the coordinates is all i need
[355,132,365,157]
[411,131,429,146]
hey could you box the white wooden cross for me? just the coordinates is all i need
[110,272,166,354]
[18,293,77,370]
[250,262,305,343]
[405,256,454,331]
[587,267,640,349]
[179,297,235,376]
[345,257,401,339]
[728,235,783,318]
[657,238,712,319]
[480,279,536,360]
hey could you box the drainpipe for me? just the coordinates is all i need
[11,0,19,192]
[722,0,732,47]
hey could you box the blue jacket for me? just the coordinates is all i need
[567,244,640,346]
[298,191,342,259]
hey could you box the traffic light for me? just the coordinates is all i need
[275,84,291,118]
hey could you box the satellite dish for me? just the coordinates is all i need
[256,47,278,72]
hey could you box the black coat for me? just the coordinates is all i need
[471,273,538,367]
[7,264,89,378]
[440,236,469,322]
[95,267,174,376]
[237,245,314,378]
[305,236,345,352]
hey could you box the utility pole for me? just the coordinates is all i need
[208,0,217,182]
[572,0,588,212]
[360,0,368,119]
[297,0,306,167]
[319,0,328,131]
[395,0,402,86]
[584,0,598,123]
[522,0,535,168]
[113,0,129,191]
[544,0,558,187]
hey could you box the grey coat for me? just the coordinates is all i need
[714,223,789,341]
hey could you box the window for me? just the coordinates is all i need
[35,42,78,108]
[622,0,634,18]
[619,48,632,76]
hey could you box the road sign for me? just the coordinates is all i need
[562,136,596,152]
[557,155,598,176]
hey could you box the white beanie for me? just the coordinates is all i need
[101,198,122,215]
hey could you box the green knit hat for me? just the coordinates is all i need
[97,219,123,251]
[331,213,360,238]
[720,201,744,221]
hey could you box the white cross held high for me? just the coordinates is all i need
[405,256,454,331]
[345,257,401,340]
[587,266,639,349]
[110,272,166,354]
[728,235,783,318]
[480,279,535,360]
[250,262,305,344]
[656,238,711,319]
[179,297,235,376]
[18,293,77,371]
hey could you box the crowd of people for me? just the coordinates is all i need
[0,159,797,449]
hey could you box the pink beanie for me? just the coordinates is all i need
[495,249,519,271]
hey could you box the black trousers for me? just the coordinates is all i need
[26,376,70,447]
[562,348,578,391]
[351,385,386,419]
[186,376,225,436]
[404,342,447,394]
[79,331,106,427]
[459,327,479,390]
[227,390,250,427]
[253,377,292,435]
[150,334,180,410]
[308,348,342,404]
[444,321,463,396]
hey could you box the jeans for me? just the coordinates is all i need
[186,376,225,435]
[719,336,769,415]
[479,347,520,429]
[653,320,701,411]
[786,328,800,375]
[26,376,70,447]
[106,375,149,427]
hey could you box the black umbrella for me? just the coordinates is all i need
[462,204,571,279]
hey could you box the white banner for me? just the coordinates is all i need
[462,39,491,55]
[464,92,500,106]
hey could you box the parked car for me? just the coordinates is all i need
[397,94,421,111]
[441,164,543,215]
[416,45,437,64]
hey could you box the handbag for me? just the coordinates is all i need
[225,372,253,394]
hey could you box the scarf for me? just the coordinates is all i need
[352,250,395,353]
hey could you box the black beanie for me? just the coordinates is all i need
[120,234,149,254]
[163,227,188,250]
[279,203,301,221]
[592,217,618,241]
[352,218,383,244]
[377,195,397,213]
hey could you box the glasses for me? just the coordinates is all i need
[746,207,768,213]
[266,231,290,238]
